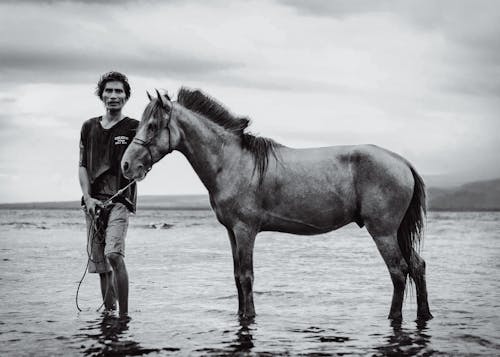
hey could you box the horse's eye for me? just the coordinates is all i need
[148,122,157,131]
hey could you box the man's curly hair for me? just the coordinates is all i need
[96,71,131,100]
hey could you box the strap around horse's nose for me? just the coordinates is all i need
[132,137,154,171]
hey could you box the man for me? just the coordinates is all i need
[79,71,138,317]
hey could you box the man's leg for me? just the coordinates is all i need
[86,210,115,309]
[104,203,129,317]
[107,253,128,316]
[99,271,117,310]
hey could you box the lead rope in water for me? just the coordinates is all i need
[76,213,110,312]
[75,180,136,313]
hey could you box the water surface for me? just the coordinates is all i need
[0,210,499,355]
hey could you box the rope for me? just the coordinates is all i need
[75,255,90,312]
[75,209,112,312]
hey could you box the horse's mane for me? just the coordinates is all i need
[177,88,249,133]
[177,87,282,184]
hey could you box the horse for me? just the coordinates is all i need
[121,88,433,322]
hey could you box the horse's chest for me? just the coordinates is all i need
[209,195,234,225]
[210,194,257,227]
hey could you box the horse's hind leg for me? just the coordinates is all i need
[370,233,409,321]
[409,249,433,320]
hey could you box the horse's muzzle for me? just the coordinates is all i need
[121,158,147,181]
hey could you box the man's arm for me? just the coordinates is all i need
[78,123,102,216]
[79,166,102,216]
[78,166,92,203]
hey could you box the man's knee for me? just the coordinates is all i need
[99,271,112,280]
[107,252,125,269]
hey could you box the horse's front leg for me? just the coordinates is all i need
[227,228,244,315]
[232,223,257,318]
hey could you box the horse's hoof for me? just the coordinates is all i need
[417,312,433,322]
[388,314,402,323]
[239,311,256,322]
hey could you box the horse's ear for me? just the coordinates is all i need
[156,88,170,109]
[146,91,153,101]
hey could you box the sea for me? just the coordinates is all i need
[0,209,499,356]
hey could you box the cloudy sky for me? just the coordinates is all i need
[0,0,499,203]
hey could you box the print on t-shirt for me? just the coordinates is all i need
[114,135,130,145]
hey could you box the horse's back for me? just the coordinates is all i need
[274,143,412,189]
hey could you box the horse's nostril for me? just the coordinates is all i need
[123,161,129,171]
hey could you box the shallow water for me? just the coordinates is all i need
[0,209,499,356]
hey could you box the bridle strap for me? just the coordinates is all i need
[132,137,154,173]
[131,102,174,172]
[164,102,173,155]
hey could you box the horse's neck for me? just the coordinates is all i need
[175,108,241,193]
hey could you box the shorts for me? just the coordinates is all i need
[85,203,129,274]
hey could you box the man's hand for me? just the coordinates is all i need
[84,197,104,217]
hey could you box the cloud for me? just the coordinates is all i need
[0,0,168,4]
[278,0,398,19]
[278,0,497,28]
[0,0,499,202]
[0,96,16,103]
[0,114,14,131]
[278,0,500,97]
[0,1,243,85]
[0,46,241,84]
[0,0,360,93]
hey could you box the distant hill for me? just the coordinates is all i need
[428,178,500,211]
[1,179,499,211]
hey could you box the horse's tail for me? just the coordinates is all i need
[397,164,426,271]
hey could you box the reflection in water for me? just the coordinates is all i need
[230,317,255,354]
[77,313,176,356]
[75,314,436,356]
[197,318,435,356]
[373,320,434,356]
[196,316,257,356]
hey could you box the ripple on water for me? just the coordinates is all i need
[458,334,499,349]
[74,314,182,356]
[317,336,350,343]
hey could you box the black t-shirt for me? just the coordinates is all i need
[79,116,139,212]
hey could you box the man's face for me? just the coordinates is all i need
[102,81,127,111]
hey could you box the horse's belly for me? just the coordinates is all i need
[261,200,354,235]
[262,219,349,235]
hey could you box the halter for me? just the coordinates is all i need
[131,103,174,173]
[131,137,154,173]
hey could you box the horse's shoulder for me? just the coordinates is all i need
[209,190,258,228]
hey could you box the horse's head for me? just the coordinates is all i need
[121,89,176,181]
